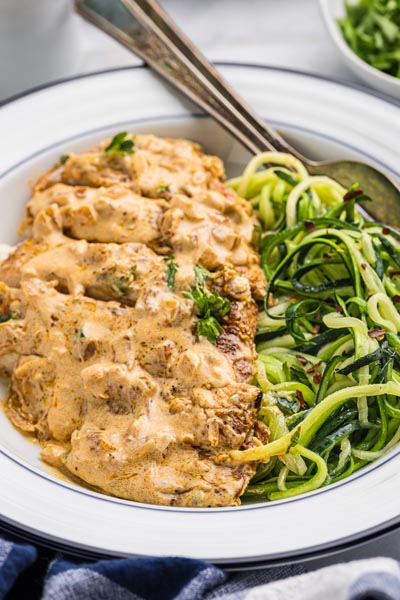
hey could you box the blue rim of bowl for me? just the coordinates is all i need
[0,63,399,563]
[1,61,400,108]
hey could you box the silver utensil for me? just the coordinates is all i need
[75,0,400,223]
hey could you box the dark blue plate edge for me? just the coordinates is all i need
[0,514,398,568]
[1,62,400,109]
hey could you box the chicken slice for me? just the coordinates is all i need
[66,428,254,507]
[0,133,268,507]
[0,265,262,506]
[25,185,265,296]
[25,184,167,246]
[35,134,225,197]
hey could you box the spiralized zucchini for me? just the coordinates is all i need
[227,152,400,500]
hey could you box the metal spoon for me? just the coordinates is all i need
[75,0,400,223]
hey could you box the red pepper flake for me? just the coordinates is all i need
[296,354,308,366]
[296,389,307,409]
[311,324,320,335]
[389,270,400,278]
[342,350,349,356]
[313,372,323,384]
[304,220,316,233]
[343,189,363,202]
[306,361,322,374]
[392,295,400,303]
[361,263,367,271]
[382,227,391,235]
[368,328,387,339]
[335,304,344,313]
[323,253,331,260]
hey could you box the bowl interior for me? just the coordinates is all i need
[0,114,385,499]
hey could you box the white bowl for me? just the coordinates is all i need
[0,65,399,565]
[319,0,400,100]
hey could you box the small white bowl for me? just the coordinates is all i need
[319,0,400,100]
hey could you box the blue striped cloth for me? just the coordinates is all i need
[0,534,399,600]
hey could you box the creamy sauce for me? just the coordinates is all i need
[0,134,267,507]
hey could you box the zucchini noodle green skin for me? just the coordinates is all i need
[227,152,400,501]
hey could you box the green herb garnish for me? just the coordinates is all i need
[100,266,136,296]
[104,132,134,155]
[182,265,231,343]
[338,0,400,79]
[156,184,170,194]
[0,310,18,324]
[193,265,211,287]
[196,315,225,343]
[164,256,179,290]
[54,154,69,168]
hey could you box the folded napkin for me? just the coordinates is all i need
[1,534,399,600]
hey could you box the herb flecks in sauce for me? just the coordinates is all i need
[163,256,179,290]
[104,132,135,156]
[100,266,137,296]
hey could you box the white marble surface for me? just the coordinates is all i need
[2,0,399,566]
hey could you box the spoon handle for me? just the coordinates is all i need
[76,0,303,158]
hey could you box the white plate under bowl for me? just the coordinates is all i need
[0,64,399,566]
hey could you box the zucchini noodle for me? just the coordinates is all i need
[227,153,400,500]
